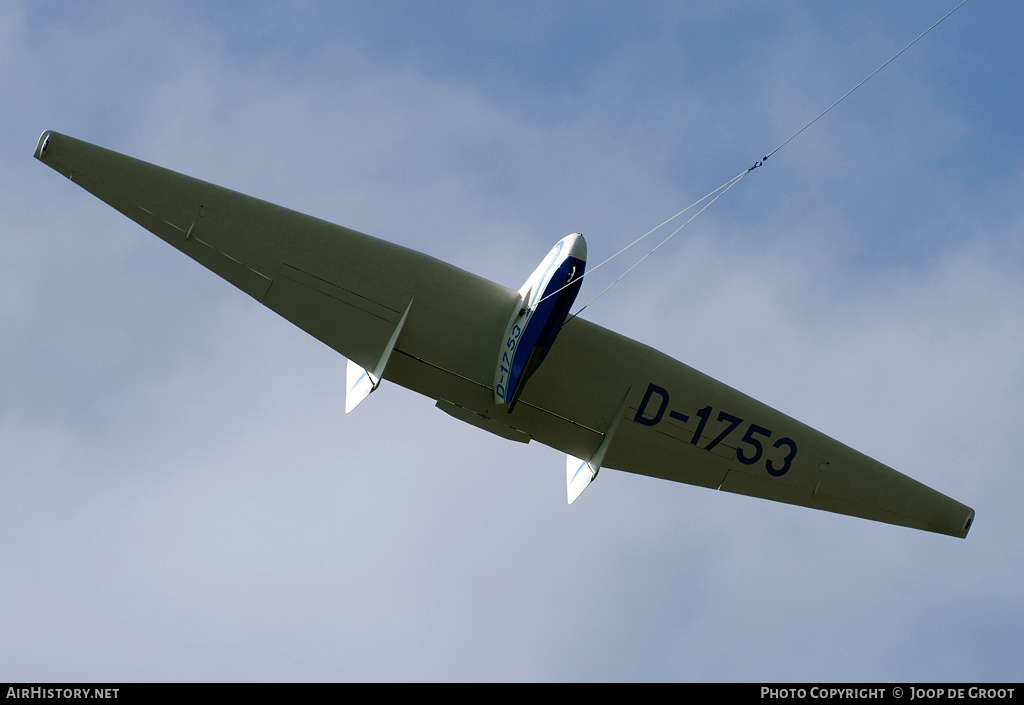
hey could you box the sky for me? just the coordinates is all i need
[2,0,1022,682]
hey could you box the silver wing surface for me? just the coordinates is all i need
[35,131,974,538]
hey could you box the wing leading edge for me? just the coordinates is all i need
[35,130,974,538]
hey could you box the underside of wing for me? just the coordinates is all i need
[514,318,975,538]
[35,130,520,397]
[36,130,973,538]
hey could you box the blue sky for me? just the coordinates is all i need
[2,0,1023,681]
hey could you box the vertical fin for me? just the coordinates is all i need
[344,298,413,413]
[566,388,631,504]
[566,455,598,505]
[345,360,379,414]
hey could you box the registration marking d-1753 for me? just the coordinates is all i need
[632,383,799,477]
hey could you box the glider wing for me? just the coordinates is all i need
[35,131,973,538]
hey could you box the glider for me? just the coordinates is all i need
[34,131,974,538]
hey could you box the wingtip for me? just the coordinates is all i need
[959,508,975,539]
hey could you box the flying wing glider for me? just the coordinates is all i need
[34,131,974,538]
